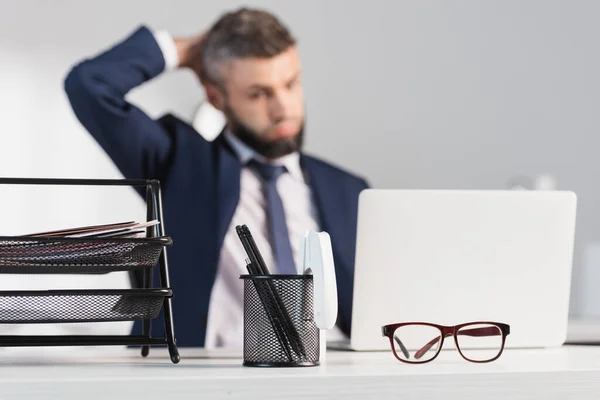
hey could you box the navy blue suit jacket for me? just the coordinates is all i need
[64,26,369,347]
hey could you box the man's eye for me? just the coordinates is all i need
[249,92,262,99]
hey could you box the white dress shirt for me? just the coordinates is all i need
[154,31,346,348]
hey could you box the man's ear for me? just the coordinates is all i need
[204,83,226,112]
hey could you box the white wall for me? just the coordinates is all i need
[1,0,599,318]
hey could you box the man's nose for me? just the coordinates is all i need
[269,92,293,121]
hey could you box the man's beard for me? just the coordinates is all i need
[224,105,304,159]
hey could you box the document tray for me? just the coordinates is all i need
[0,236,172,273]
[0,289,171,323]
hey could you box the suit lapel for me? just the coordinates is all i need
[300,155,344,249]
[215,136,242,251]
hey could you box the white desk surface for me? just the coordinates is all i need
[0,318,597,399]
[0,344,599,399]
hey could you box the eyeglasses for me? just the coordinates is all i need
[381,321,510,363]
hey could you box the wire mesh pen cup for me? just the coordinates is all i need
[240,274,320,367]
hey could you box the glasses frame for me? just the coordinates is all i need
[381,321,510,364]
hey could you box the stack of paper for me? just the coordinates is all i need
[22,220,160,239]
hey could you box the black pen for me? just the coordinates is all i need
[241,225,270,274]
[236,226,262,272]
[241,225,307,358]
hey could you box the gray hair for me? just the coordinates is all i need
[201,8,296,87]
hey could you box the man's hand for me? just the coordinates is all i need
[174,33,206,82]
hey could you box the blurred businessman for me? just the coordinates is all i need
[64,7,369,347]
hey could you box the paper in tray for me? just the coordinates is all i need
[22,220,159,238]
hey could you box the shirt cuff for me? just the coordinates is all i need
[153,30,179,71]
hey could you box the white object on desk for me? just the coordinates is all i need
[348,189,577,351]
[299,231,338,363]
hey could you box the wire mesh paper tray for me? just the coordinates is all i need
[0,177,180,363]
[0,289,171,323]
[0,236,172,273]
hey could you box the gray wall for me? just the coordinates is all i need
[1,0,599,316]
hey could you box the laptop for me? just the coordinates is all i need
[334,189,577,351]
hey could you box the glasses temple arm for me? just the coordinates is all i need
[393,336,410,359]
[414,336,441,360]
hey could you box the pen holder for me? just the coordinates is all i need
[240,275,319,367]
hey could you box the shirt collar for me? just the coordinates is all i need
[224,131,304,183]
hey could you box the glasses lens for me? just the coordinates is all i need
[392,324,442,363]
[456,323,503,362]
